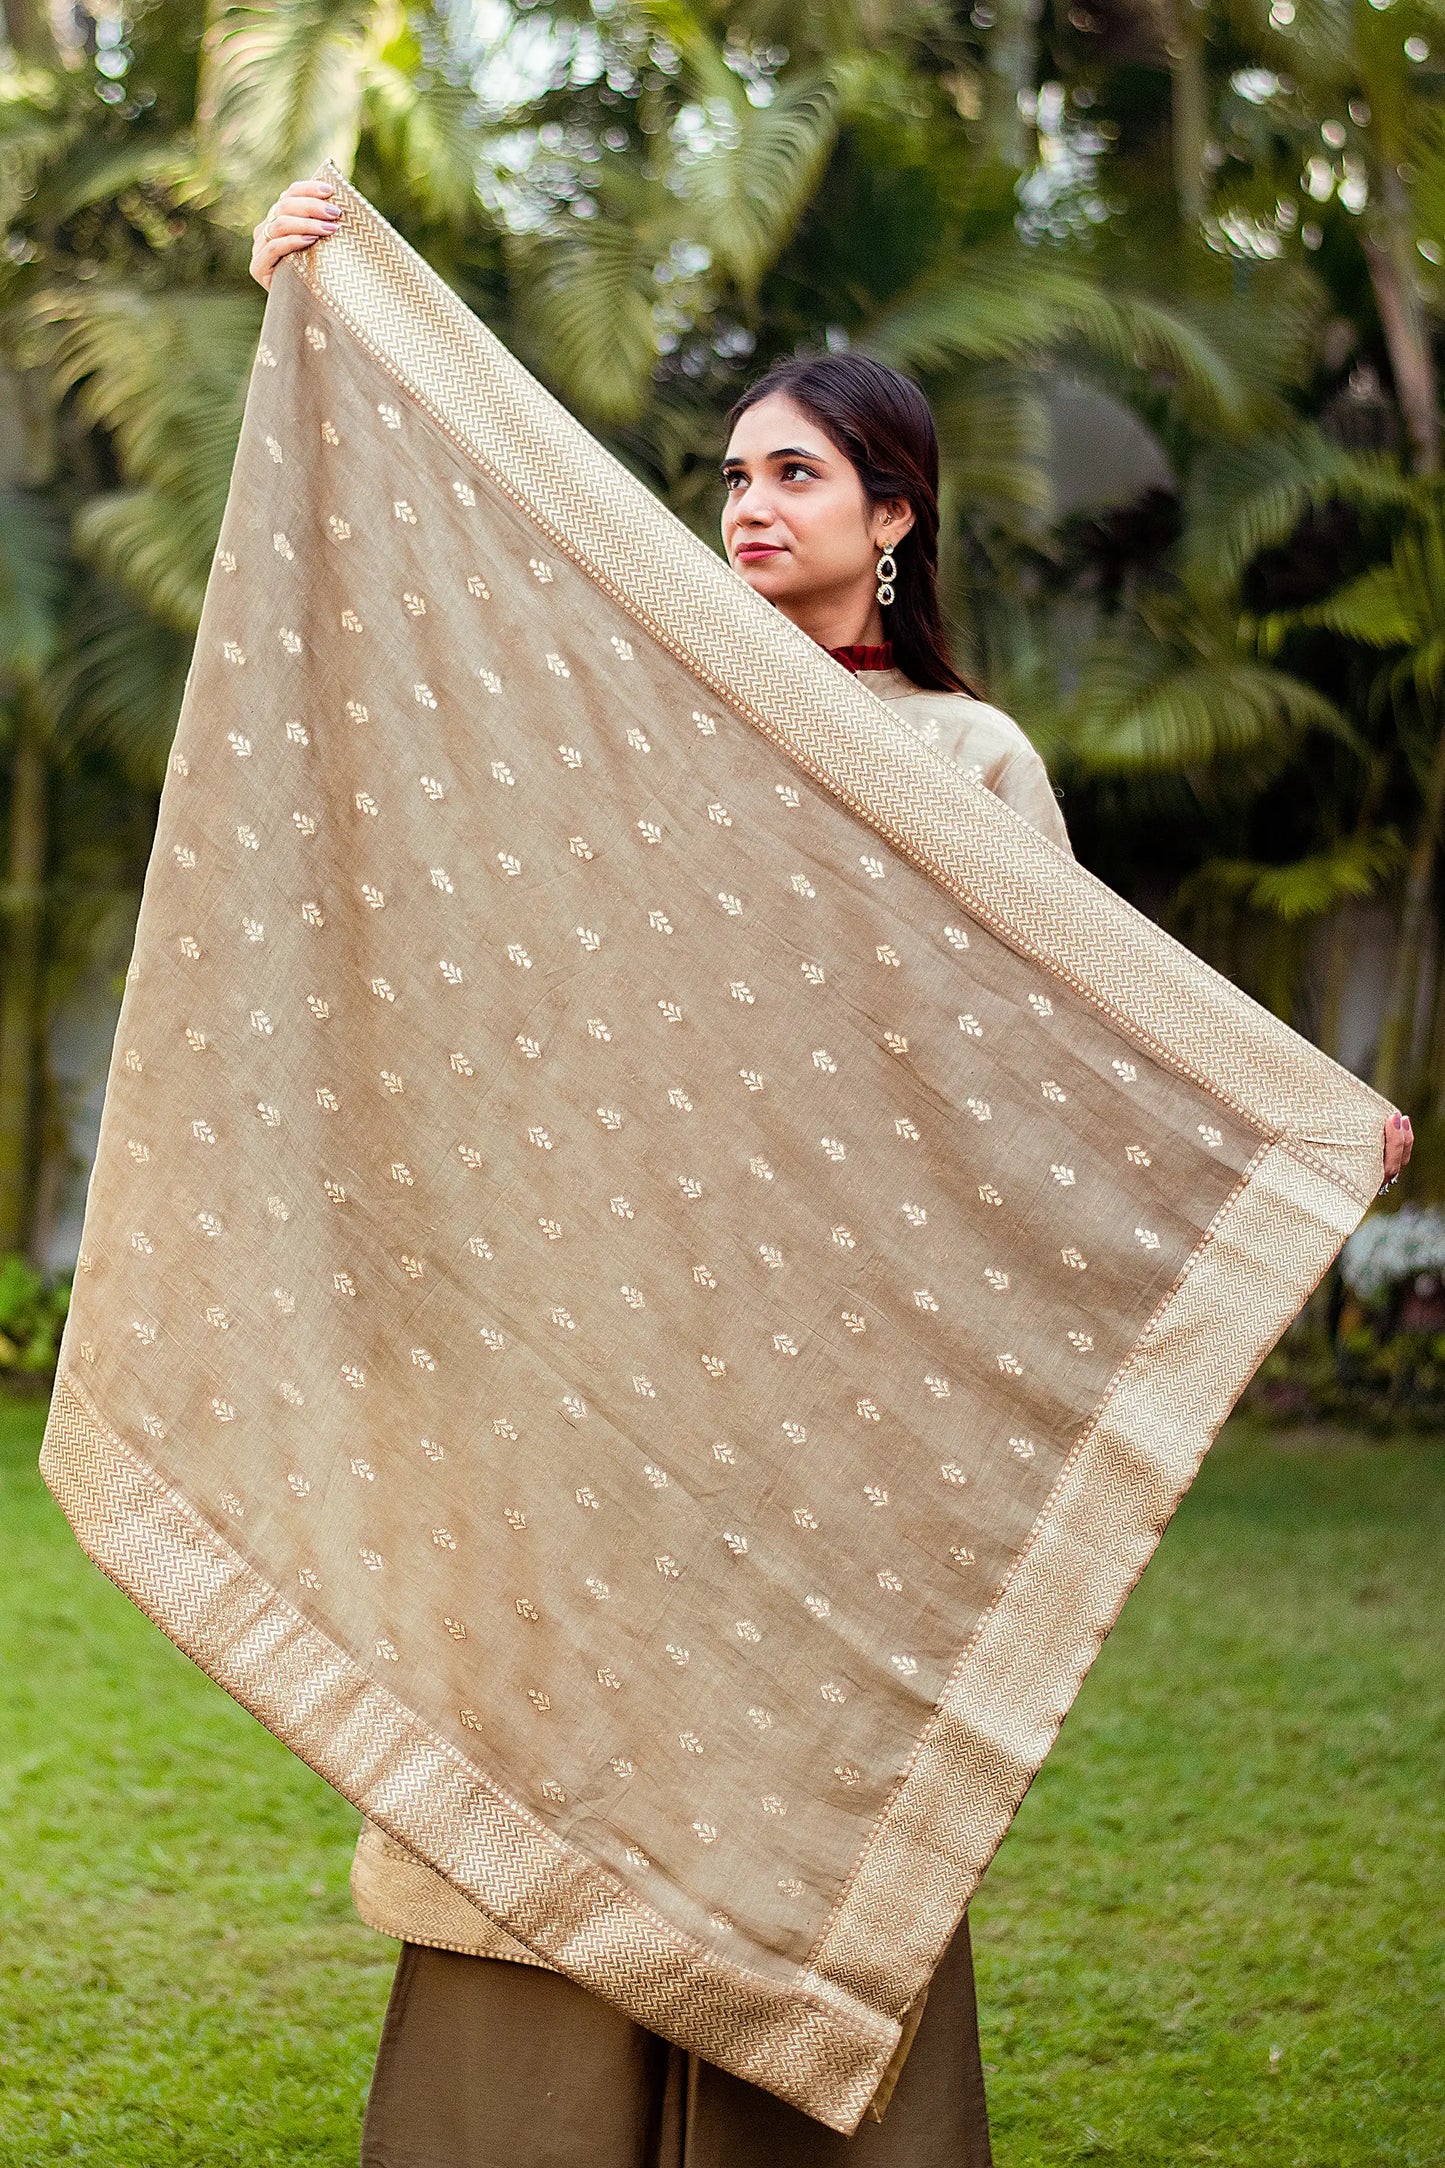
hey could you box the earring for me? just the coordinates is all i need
[875,544,898,608]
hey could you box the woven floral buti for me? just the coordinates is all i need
[43,174,1390,2132]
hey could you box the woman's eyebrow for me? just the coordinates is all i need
[720,446,829,473]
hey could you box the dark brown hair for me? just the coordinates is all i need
[727,353,976,697]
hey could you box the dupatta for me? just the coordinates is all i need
[42,171,1390,2132]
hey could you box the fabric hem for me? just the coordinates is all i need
[39,1374,897,2134]
[810,1140,1362,2001]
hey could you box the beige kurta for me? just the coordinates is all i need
[854,672,1073,857]
[350,669,1071,1964]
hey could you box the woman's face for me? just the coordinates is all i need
[720,393,913,622]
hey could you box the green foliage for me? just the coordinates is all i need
[0,1256,69,1379]
[1069,596,1350,772]
[1298,496,1445,708]
[515,166,670,425]
[38,288,261,631]
[201,0,378,216]
[0,488,66,692]
[870,251,1254,431]
[1182,427,1409,594]
[1179,827,1404,924]
[53,577,192,787]
[1255,1309,1445,1426]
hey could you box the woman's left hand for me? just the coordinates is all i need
[1382,1111,1414,1188]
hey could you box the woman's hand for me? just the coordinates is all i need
[250,177,341,291]
[1382,1111,1414,1189]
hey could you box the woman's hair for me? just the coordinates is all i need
[727,353,977,697]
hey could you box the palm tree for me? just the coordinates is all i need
[0,492,66,1254]
[1291,485,1445,1101]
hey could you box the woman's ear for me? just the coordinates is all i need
[871,499,916,549]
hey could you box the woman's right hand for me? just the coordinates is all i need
[249,176,342,291]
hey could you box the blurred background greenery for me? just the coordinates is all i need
[0,0,1443,1389]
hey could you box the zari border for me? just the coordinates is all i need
[296,166,1390,1206]
[350,1819,550,1964]
[809,1140,1361,2002]
[39,1373,898,2132]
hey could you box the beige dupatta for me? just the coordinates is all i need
[42,172,1389,2132]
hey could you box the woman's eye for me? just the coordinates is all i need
[780,463,815,482]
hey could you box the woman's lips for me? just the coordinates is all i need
[735,543,784,562]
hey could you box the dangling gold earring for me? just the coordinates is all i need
[875,543,898,608]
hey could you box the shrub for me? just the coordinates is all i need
[1250,1206,1445,1429]
[0,1258,71,1387]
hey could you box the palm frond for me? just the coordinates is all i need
[35,287,258,620]
[198,0,376,217]
[362,42,481,234]
[51,579,191,786]
[0,71,83,227]
[1183,426,1412,591]
[864,244,1251,429]
[1406,104,1445,248]
[515,212,661,426]
[866,247,1103,369]
[74,489,215,634]
[1245,830,1404,920]
[0,488,68,687]
[1179,829,1403,924]
[675,71,840,298]
[1297,561,1420,648]
[933,367,1054,524]
[1091,291,1255,430]
[1073,623,1347,771]
[32,140,206,225]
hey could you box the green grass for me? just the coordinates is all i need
[0,1400,391,2166]
[1,1400,1441,2165]
[976,1427,1445,2165]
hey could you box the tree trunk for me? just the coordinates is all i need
[1,0,57,65]
[1428,919,1445,1126]
[1364,162,1441,476]
[27,1049,66,1272]
[1169,6,1208,225]
[1373,713,1445,1104]
[981,0,1043,171]
[1143,0,1209,225]
[1316,908,1350,1062]
[1170,37,1208,227]
[0,712,48,1256]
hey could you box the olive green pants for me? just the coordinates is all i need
[361,1920,991,2167]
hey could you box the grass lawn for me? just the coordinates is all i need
[1,1399,1441,2165]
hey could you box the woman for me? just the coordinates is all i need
[251,181,1413,2167]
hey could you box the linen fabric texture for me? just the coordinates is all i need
[42,171,1391,2133]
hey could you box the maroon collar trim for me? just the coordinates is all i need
[826,643,894,675]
